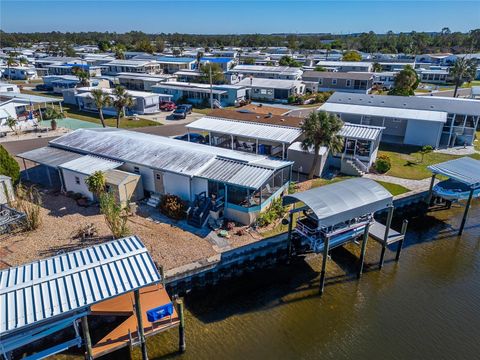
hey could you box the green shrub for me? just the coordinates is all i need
[375,155,392,173]
[15,184,42,231]
[0,145,20,183]
[257,197,286,227]
[160,194,186,220]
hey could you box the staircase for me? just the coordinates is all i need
[187,192,211,228]
[212,99,223,109]
[146,194,161,208]
[341,157,368,177]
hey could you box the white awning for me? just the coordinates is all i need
[283,178,393,227]
[428,157,480,188]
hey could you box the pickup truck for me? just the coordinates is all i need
[159,101,177,111]
[172,104,193,119]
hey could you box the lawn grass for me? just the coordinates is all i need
[374,180,410,196]
[461,80,480,88]
[378,143,479,180]
[475,131,480,152]
[20,89,159,128]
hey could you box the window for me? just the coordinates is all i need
[346,80,351,87]
[332,79,337,85]
[318,79,323,85]
[133,166,140,174]
[75,176,80,185]
[156,173,161,180]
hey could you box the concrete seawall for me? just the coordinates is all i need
[165,189,429,294]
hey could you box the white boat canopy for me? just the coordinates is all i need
[428,157,480,189]
[283,178,393,228]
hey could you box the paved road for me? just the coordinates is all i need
[416,87,472,98]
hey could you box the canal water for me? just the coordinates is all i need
[128,201,480,360]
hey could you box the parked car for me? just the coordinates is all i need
[172,104,193,119]
[159,101,176,111]
[174,133,205,143]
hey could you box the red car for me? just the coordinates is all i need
[159,101,177,111]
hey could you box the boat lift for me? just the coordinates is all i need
[427,157,480,235]
[283,178,408,295]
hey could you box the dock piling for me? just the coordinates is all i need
[176,299,186,353]
[80,316,93,360]
[379,206,394,269]
[357,222,371,278]
[286,212,294,263]
[426,174,436,206]
[459,188,474,235]
[134,289,149,360]
[395,220,408,261]
[319,236,330,295]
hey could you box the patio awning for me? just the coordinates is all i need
[428,157,480,189]
[17,147,84,168]
[283,178,393,227]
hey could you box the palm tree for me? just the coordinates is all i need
[196,51,204,70]
[72,66,90,87]
[450,57,477,97]
[18,58,28,66]
[90,89,111,128]
[6,56,16,81]
[301,111,344,179]
[372,62,383,72]
[6,116,17,133]
[112,86,134,128]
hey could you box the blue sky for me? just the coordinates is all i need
[1,1,479,34]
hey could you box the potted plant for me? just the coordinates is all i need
[43,107,65,131]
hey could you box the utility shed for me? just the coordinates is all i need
[283,178,396,294]
[58,155,123,200]
[0,236,166,359]
[0,176,14,205]
[105,169,144,206]
[428,157,480,235]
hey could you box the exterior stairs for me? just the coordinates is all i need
[146,194,161,208]
[341,158,368,177]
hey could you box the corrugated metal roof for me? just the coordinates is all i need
[187,116,302,143]
[320,102,447,123]
[283,178,393,228]
[0,236,161,336]
[59,155,122,175]
[49,129,291,177]
[428,157,480,188]
[0,92,63,104]
[232,65,302,76]
[327,92,480,116]
[198,158,274,189]
[339,122,383,141]
[237,78,302,89]
[16,147,84,168]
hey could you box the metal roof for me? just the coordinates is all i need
[0,236,161,336]
[232,65,302,76]
[59,155,123,175]
[16,147,84,168]
[428,157,480,189]
[105,169,140,186]
[327,92,480,116]
[0,92,63,104]
[197,158,274,189]
[339,122,383,141]
[237,78,302,89]
[49,129,291,178]
[303,71,374,81]
[320,102,447,123]
[283,178,393,227]
[187,116,302,144]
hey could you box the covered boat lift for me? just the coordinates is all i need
[427,157,480,235]
[0,236,183,360]
[283,178,408,295]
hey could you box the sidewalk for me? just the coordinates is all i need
[363,173,434,191]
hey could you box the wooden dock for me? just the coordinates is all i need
[90,284,180,359]
[369,220,405,245]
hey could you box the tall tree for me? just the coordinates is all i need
[72,66,90,87]
[342,51,362,62]
[450,57,477,97]
[388,65,419,96]
[90,89,111,127]
[6,56,16,80]
[199,63,225,84]
[112,86,134,128]
[0,145,20,183]
[301,111,344,179]
[196,51,204,70]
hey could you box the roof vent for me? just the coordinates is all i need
[256,115,260,119]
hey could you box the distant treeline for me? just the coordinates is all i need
[1,29,479,54]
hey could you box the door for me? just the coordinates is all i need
[154,171,165,194]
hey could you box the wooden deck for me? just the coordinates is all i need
[90,284,180,359]
[369,221,404,245]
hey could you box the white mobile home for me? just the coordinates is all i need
[237,78,305,103]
